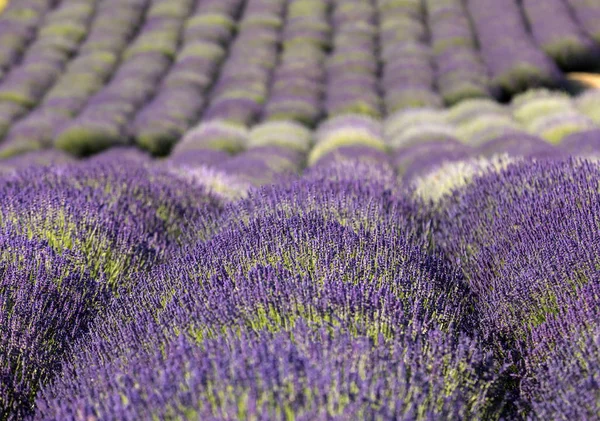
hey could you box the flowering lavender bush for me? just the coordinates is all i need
[35,173,508,420]
[0,161,222,286]
[424,158,600,338]
[0,231,105,419]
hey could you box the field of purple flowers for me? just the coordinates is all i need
[1,0,600,420]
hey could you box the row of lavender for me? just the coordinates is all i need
[1,140,600,418]
[1,0,600,159]
[135,88,600,185]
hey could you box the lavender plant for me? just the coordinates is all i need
[423,159,600,342]
[0,231,106,419]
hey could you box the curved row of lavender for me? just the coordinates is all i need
[521,0,600,70]
[199,0,285,126]
[0,0,60,80]
[261,0,329,126]
[0,157,224,419]
[465,0,563,97]
[323,0,381,119]
[170,0,287,160]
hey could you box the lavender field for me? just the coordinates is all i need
[1,0,600,420]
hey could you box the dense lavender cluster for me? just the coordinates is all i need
[2,0,600,420]
[32,162,506,420]
[415,158,600,419]
[1,139,600,419]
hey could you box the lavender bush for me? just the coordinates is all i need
[35,172,507,420]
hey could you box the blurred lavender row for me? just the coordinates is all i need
[130,0,244,155]
[324,0,381,118]
[466,0,563,96]
[0,0,59,80]
[522,0,600,70]
[166,86,600,185]
[566,0,600,44]
[199,0,286,126]
[0,0,600,160]
[376,0,441,114]
[425,0,492,105]
[0,0,148,158]
[261,0,330,126]
[0,0,97,140]
[51,0,194,156]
